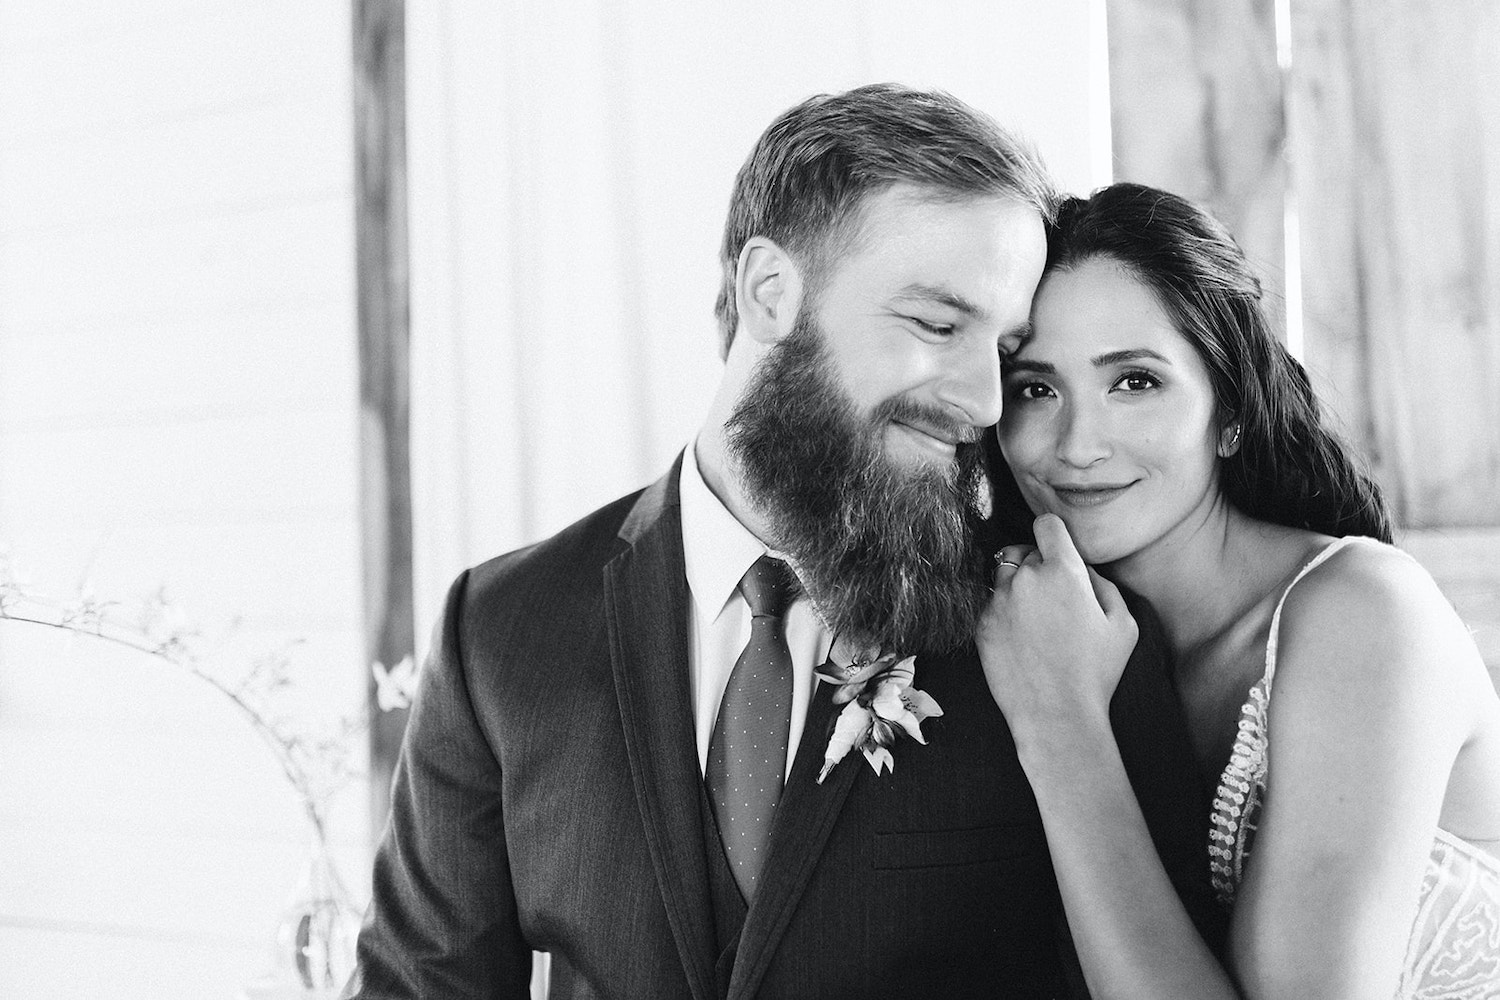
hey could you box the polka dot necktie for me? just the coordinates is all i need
[705,555,796,901]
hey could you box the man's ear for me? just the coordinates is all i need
[735,237,805,345]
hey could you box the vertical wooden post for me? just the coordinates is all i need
[354,0,413,841]
[1290,0,1500,526]
[1105,0,1287,313]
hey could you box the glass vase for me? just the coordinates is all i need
[242,829,364,999]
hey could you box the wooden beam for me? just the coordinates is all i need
[1106,0,1287,314]
[1290,0,1500,525]
[353,0,413,841]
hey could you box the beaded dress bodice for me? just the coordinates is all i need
[1209,536,1500,998]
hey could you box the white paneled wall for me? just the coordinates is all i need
[0,4,1109,995]
[0,4,368,999]
[405,0,1109,643]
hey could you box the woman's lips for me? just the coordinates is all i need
[1049,482,1135,508]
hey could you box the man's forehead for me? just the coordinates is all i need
[837,180,1035,239]
[810,184,1045,318]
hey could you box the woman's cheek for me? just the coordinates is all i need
[997,414,1046,479]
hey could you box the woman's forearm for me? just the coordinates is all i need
[1017,724,1241,1000]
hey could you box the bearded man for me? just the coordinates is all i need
[345,84,1217,1000]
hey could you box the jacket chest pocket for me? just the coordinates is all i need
[861,742,1047,870]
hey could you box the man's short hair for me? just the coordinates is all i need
[713,83,1058,357]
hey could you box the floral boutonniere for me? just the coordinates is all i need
[815,650,943,783]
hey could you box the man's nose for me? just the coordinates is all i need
[1056,400,1112,467]
[935,339,1004,429]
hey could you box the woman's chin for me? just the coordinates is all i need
[1023,500,1139,566]
[1054,519,1132,567]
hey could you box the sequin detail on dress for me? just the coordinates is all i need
[1209,536,1500,998]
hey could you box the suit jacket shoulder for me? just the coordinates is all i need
[468,480,652,611]
[455,460,681,677]
[347,460,699,1000]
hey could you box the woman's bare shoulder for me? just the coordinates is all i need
[1284,538,1452,636]
[1274,536,1484,722]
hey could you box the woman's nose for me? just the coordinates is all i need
[1056,401,1112,467]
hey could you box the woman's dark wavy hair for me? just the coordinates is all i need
[986,181,1393,547]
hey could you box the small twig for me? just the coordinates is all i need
[0,585,362,836]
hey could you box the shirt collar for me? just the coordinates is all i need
[679,438,770,624]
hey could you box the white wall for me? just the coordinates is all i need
[0,4,368,998]
[0,4,1108,995]
[406,0,1109,642]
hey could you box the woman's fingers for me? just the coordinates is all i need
[1032,513,1088,576]
[993,544,1038,583]
[1087,566,1138,640]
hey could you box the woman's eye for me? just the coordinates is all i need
[1113,370,1160,392]
[1012,381,1054,401]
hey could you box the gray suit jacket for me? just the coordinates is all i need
[345,458,1219,999]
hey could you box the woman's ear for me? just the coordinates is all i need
[1218,420,1243,458]
[734,237,805,345]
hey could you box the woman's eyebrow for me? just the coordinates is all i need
[1003,348,1172,375]
[1091,347,1172,367]
[1003,357,1055,374]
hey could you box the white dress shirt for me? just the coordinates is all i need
[679,440,832,783]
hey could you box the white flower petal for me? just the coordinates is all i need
[818,701,873,784]
[871,682,906,721]
[893,709,927,744]
[904,687,943,720]
[863,744,895,775]
[884,656,917,689]
[372,658,414,712]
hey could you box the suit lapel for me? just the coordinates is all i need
[726,677,860,1000]
[606,461,718,1000]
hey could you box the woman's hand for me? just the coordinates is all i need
[977,516,1243,1000]
[977,514,1139,758]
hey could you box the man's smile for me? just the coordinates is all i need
[888,418,977,462]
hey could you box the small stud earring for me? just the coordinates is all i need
[1221,424,1242,457]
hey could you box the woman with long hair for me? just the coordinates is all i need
[979,182,1500,998]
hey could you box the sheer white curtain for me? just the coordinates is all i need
[405,0,1109,640]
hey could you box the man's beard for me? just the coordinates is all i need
[723,313,992,656]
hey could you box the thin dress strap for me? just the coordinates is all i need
[1209,535,1374,904]
[1261,536,1364,691]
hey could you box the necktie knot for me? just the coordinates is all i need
[739,556,795,618]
